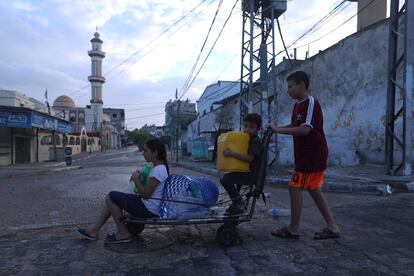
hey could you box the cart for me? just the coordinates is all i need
[124,130,273,246]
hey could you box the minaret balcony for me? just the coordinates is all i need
[88,75,106,83]
[88,50,106,58]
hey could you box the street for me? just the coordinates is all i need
[1,148,414,275]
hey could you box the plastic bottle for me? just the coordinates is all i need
[267,208,291,219]
[133,162,153,194]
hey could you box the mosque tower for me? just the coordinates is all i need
[88,28,105,131]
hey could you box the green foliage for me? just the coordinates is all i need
[215,108,233,130]
[128,128,153,150]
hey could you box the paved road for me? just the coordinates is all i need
[1,149,413,275]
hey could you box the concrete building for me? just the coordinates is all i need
[141,124,165,138]
[0,105,72,165]
[165,99,196,155]
[51,31,123,150]
[268,17,396,167]
[348,0,387,31]
[103,108,126,147]
[196,81,240,117]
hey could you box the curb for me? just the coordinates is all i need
[172,162,408,194]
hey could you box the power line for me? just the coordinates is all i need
[104,0,210,78]
[103,0,216,84]
[180,0,224,97]
[67,0,212,98]
[126,112,165,121]
[273,0,355,58]
[285,0,349,49]
[276,18,292,65]
[178,0,240,101]
[293,0,377,50]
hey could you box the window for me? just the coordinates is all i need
[112,114,117,118]
[69,137,75,145]
[76,137,80,145]
[121,112,124,118]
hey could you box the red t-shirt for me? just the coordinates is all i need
[291,96,328,172]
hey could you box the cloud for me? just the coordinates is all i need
[0,0,361,129]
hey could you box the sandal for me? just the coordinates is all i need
[313,228,340,240]
[77,228,98,241]
[104,233,132,244]
[271,227,300,239]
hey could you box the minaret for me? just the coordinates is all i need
[88,29,106,132]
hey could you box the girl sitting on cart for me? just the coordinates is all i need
[77,138,169,244]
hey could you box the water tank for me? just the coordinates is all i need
[263,0,287,19]
[242,0,286,18]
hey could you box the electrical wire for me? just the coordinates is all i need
[67,0,212,98]
[276,18,292,64]
[292,0,377,50]
[178,0,240,101]
[126,112,165,121]
[180,0,224,97]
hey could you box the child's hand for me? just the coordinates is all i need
[131,170,140,180]
[223,148,233,157]
[268,123,277,132]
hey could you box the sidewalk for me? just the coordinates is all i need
[172,156,414,194]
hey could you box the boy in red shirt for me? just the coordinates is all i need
[269,71,340,240]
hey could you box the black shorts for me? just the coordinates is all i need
[109,191,157,218]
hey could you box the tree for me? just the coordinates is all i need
[215,108,233,130]
[129,128,153,150]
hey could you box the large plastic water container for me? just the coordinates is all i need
[159,174,219,219]
[216,131,250,172]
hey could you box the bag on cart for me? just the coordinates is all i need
[159,174,219,219]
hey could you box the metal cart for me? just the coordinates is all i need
[124,130,273,246]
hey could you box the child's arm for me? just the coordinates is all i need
[223,149,254,163]
[131,172,159,197]
[269,123,311,136]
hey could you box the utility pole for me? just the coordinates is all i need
[44,88,57,161]
[239,0,286,168]
[175,88,180,163]
[385,0,414,175]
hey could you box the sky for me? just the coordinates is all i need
[0,0,386,129]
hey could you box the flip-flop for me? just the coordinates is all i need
[271,227,300,240]
[104,233,132,244]
[313,228,340,240]
[77,228,98,241]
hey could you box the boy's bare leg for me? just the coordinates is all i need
[106,195,131,239]
[308,188,340,233]
[288,187,302,234]
[85,197,111,238]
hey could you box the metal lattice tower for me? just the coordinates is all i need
[385,0,414,176]
[239,0,286,168]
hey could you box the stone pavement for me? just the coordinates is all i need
[0,150,121,180]
[172,157,414,194]
[1,149,414,275]
[1,185,413,275]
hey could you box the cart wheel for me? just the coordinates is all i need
[216,224,239,247]
[126,223,145,235]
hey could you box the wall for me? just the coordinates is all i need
[270,19,393,166]
[197,81,240,116]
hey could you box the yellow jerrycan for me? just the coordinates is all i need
[216,131,250,172]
